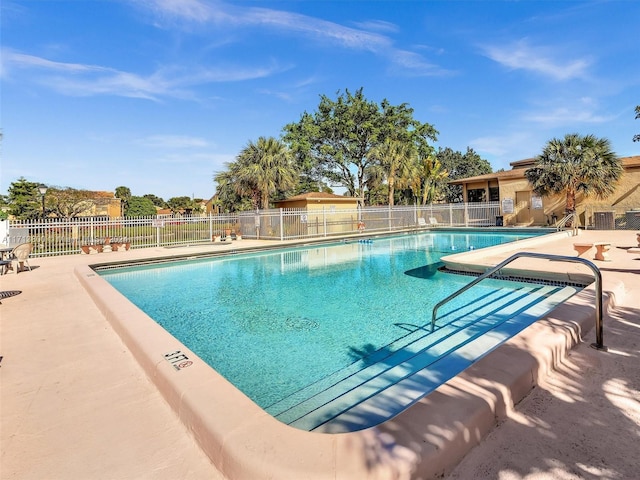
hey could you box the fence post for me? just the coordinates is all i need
[464,202,469,227]
[0,219,8,244]
[279,208,284,241]
[323,207,327,237]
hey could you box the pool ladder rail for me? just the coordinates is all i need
[431,251,607,351]
[556,212,579,235]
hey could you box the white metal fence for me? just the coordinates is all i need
[2,202,501,257]
[251,203,501,240]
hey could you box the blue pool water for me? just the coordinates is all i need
[99,231,580,432]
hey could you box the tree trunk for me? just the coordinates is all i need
[565,188,576,214]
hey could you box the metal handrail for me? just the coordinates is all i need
[556,212,579,235]
[431,252,606,351]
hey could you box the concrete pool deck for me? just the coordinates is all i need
[1,229,639,479]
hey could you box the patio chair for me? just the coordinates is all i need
[429,217,439,226]
[9,242,33,273]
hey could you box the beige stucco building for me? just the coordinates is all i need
[274,192,359,210]
[274,192,360,235]
[449,155,640,228]
[68,192,122,218]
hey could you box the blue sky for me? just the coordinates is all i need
[2,0,639,201]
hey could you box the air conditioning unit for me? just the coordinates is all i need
[593,211,615,230]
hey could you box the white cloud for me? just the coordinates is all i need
[481,39,591,81]
[352,19,399,34]
[388,50,453,77]
[468,132,541,170]
[524,107,613,126]
[135,0,225,23]
[139,0,453,77]
[523,98,614,127]
[3,50,101,73]
[470,132,533,158]
[1,48,283,100]
[135,135,211,148]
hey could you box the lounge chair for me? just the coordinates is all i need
[0,260,11,275]
[429,217,439,226]
[9,243,33,273]
[417,217,427,227]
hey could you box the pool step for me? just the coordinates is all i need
[266,284,536,417]
[278,285,579,431]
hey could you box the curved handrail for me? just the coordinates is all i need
[431,252,606,351]
[556,212,579,235]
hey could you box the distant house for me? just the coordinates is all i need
[76,191,122,218]
[204,195,221,215]
[449,155,640,227]
[274,192,361,235]
[156,207,173,216]
[274,192,359,210]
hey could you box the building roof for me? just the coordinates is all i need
[449,155,640,185]
[447,169,522,185]
[93,191,117,198]
[276,192,359,203]
[509,158,537,169]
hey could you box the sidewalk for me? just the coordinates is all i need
[1,231,639,479]
[446,230,640,479]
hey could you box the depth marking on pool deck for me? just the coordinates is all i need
[164,350,193,370]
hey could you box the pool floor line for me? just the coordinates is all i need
[268,284,565,425]
[74,258,620,479]
[294,285,580,433]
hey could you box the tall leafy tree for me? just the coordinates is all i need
[7,177,42,219]
[283,88,437,206]
[524,133,622,215]
[437,147,492,203]
[126,196,157,217]
[143,194,166,208]
[115,186,132,215]
[0,194,8,220]
[166,196,196,214]
[45,187,96,218]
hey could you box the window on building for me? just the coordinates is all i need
[489,187,500,202]
[467,188,487,202]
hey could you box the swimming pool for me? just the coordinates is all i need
[98,231,581,432]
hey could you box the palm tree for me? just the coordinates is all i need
[408,155,448,205]
[214,164,254,212]
[421,156,448,205]
[370,139,417,206]
[222,137,298,210]
[525,133,622,215]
